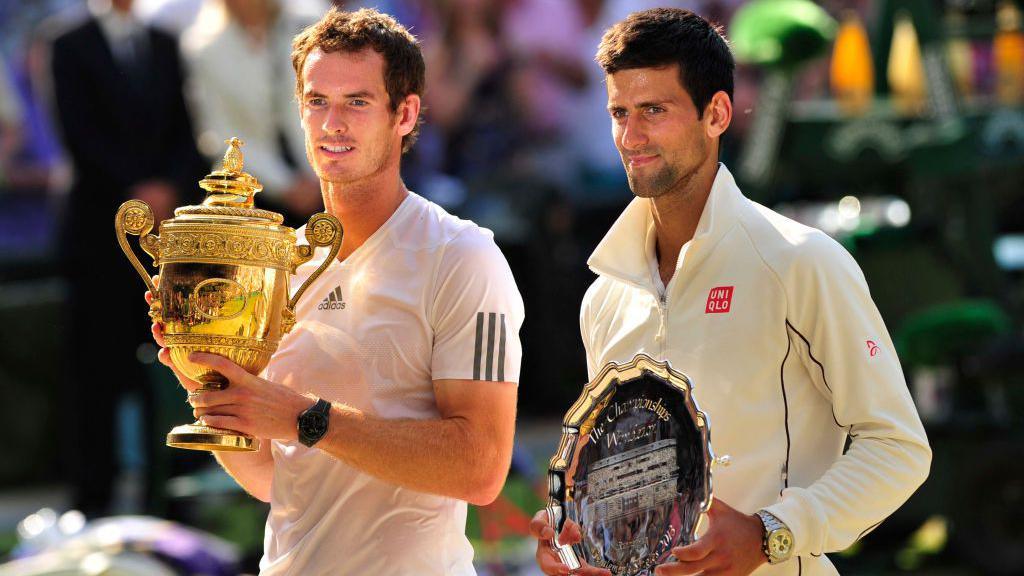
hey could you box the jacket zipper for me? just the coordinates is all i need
[656,292,668,357]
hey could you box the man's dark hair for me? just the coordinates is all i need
[291,8,425,152]
[596,8,734,118]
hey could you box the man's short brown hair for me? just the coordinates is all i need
[596,8,734,119]
[291,8,425,152]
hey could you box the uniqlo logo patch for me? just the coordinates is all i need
[705,286,734,314]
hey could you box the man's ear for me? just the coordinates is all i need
[396,94,421,136]
[704,91,732,139]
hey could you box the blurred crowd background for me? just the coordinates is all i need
[0,0,1022,574]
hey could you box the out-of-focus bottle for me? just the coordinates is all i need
[946,10,974,100]
[888,10,928,114]
[830,10,875,115]
[994,0,1024,106]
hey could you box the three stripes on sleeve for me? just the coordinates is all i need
[473,312,507,382]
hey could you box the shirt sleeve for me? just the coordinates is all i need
[429,227,524,383]
[764,233,932,557]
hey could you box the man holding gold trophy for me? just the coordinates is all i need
[118,8,522,575]
[531,8,931,576]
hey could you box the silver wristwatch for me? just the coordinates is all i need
[755,510,794,564]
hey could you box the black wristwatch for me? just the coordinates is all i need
[297,398,331,447]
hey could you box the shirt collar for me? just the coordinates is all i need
[90,0,144,47]
[588,163,744,290]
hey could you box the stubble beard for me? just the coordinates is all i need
[627,162,685,199]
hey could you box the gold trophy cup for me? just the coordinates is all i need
[115,138,341,451]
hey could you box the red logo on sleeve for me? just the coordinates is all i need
[866,340,880,357]
[705,286,734,314]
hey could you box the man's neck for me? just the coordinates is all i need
[651,160,719,286]
[322,173,408,262]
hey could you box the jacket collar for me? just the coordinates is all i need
[588,163,745,290]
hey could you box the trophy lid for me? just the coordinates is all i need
[174,137,284,224]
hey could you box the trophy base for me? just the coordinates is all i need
[167,422,260,452]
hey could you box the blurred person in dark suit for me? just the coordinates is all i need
[49,0,205,516]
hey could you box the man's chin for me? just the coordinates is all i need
[627,178,663,199]
[314,167,358,185]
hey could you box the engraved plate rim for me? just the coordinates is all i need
[546,353,715,574]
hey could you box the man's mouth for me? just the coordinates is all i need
[628,154,658,167]
[319,144,354,154]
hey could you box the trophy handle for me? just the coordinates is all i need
[285,213,343,331]
[115,199,161,299]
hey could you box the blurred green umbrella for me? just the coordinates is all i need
[729,0,837,187]
[730,0,837,68]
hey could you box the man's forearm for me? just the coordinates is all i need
[213,442,274,503]
[317,404,508,505]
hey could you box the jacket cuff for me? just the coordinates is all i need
[762,487,826,558]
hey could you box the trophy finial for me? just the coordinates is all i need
[196,136,263,207]
[223,137,245,174]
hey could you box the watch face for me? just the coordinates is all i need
[769,530,793,558]
[302,412,329,440]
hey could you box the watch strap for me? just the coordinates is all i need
[756,510,793,564]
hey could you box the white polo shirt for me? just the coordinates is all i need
[581,165,931,575]
[259,192,524,575]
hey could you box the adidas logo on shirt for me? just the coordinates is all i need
[317,286,346,310]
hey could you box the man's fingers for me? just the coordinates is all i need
[557,519,583,546]
[672,537,713,562]
[654,561,699,576]
[529,509,555,540]
[189,352,249,383]
[189,389,238,409]
[158,348,202,392]
[151,322,166,347]
[146,275,160,303]
[707,497,728,518]
[157,346,171,367]
[535,545,571,576]
[198,414,246,432]
[194,404,242,419]
[657,558,721,576]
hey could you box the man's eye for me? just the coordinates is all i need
[646,106,664,115]
[351,99,368,107]
[307,97,326,107]
[610,109,627,119]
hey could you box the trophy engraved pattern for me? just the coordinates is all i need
[163,333,276,353]
[160,227,294,269]
[122,205,151,234]
[115,138,343,453]
[174,205,285,223]
[191,278,250,320]
[547,354,715,576]
[312,219,336,244]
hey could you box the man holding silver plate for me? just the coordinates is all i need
[532,8,931,576]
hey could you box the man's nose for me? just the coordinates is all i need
[620,116,647,150]
[322,105,348,134]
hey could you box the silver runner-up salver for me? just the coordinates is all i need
[546,354,718,575]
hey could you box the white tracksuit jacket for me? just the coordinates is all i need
[580,165,931,575]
